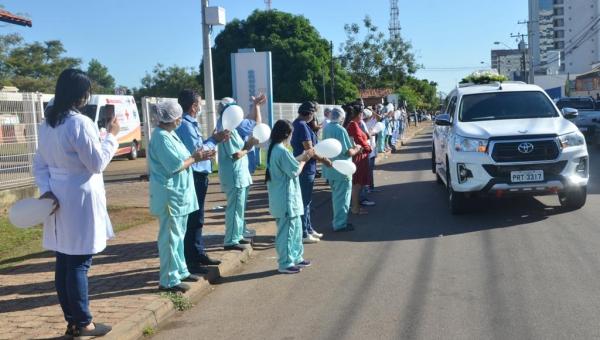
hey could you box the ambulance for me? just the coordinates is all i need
[82,95,141,160]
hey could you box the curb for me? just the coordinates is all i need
[104,246,254,340]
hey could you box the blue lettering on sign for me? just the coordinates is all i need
[248,70,256,114]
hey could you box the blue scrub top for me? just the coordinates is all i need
[236,119,258,174]
[267,143,304,219]
[322,122,354,181]
[148,128,199,216]
[175,113,216,174]
[217,128,253,192]
[291,119,317,176]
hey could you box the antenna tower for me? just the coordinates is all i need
[389,0,401,39]
[265,0,272,10]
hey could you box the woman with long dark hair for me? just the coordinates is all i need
[33,69,119,337]
[343,103,372,215]
[266,120,314,274]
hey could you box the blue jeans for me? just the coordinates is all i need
[299,172,316,238]
[185,172,209,266]
[55,252,93,328]
[368,156,375,189]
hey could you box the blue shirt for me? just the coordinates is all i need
[175,113,216,173]
[291,119,317,175]
[236,119,258,174]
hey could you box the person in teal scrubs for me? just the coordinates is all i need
[217,103,259,251]
[322,108,363,232]
[265,120,315,274]
[148,101,214,293]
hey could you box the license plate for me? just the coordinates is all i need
[511,170,544,183]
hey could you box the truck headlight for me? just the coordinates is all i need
[559,132,585,148]
[453,135,488,153]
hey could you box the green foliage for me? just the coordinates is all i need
[340,16,418,90]
[135,64,202,101]
[142,326,156,336]
[1,36,81,92]
[160,292,193,311]
[397,85,421,111]
[211,10,358,103]
[400,77,440,111]
[87,59,115,94]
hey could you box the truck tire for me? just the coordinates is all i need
[128,141,138,160]
[447,165,468,214]
[559,186,587,210]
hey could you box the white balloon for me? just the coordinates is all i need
[222,105,244,130]
[332,160,356,176]
[313,138,342,158]
[9,198,54,228]
[252,123,271,144]
[371,122,385,134]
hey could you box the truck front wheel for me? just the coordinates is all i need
[559,185,587,210]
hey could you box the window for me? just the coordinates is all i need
[458,92,559,122]
[554,19,564,27]
[446,96,457,122]
[555,41,565,49]
[554,30,564,38]
[554,7,564,15]
[553,0,563,4]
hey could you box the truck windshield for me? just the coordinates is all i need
[555,98,594,110]
[459,91,559,122]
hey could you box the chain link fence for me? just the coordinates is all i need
[0,93,340,191]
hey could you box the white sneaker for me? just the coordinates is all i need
[310,231,323,239]
[303,235,320,244]
[243,228,256,237]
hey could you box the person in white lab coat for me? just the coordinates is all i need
[33,69,119,338]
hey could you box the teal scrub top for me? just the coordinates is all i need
[266,143,304,219]
[217,129,253,192]
[148,128,199,217]
[322,122,354,181]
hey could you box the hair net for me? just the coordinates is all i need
[363,108,373,119]
[156,101,183,123]
[330,107,345,123]
[218,97,236,115]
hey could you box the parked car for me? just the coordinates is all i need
[432,82,588,214]
[555,96,600,144]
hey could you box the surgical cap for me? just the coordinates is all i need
[330,107,345,123]
[156,101,183,123]
[218,97,236,115]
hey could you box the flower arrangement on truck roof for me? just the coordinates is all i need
[460,70,508,84]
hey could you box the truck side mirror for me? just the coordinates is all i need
[561,107,578,119]
[435,114,452,126]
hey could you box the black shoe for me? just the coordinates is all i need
[72,322,112,338]
[182,274,201,282]
[199,254,221,266]
[238,238,252,245]
[158,282,191,293]
[188,265,209,275]
[334,224,355,232]
[224,244,248,251]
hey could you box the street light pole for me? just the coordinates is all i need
[330,41,335,105]
[201,0,217,131]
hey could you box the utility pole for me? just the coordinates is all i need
[330,41,335,105]
[322,70,327,105]
[518,20,535,84]
[201,0,217,131]
[511,32,529,83]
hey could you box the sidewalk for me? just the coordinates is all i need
[0,122,430,340]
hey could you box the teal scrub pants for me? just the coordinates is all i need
[157,213,191,288]
[242,185,251,233]
[224,186,248,246]
[330,178,352,230]
[275,215,304,270]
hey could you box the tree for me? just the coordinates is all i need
[135,64,202,100]
[87,59,115,94]
[340,16,418,90]
[210,10,358,103]
[0,34,81,92]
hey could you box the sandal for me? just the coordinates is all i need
[73,322,112,338]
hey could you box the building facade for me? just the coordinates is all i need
[529,0,600,75]
[491,48,530,81]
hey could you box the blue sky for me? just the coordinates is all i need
[1,0,527,95]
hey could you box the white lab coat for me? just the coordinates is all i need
[33,111,118,255]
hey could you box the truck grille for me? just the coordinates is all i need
[491,139,559,163]
[482,161,567,179]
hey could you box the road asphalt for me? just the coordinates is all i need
[153,128,600,340]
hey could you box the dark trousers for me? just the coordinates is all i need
[299,172,316,238]
[368,156,375,189]
[184,171,209,266]
[55,252,93,328]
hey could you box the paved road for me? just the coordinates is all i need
[154,129,600,340]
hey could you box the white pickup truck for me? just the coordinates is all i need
[432,82,589,214]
